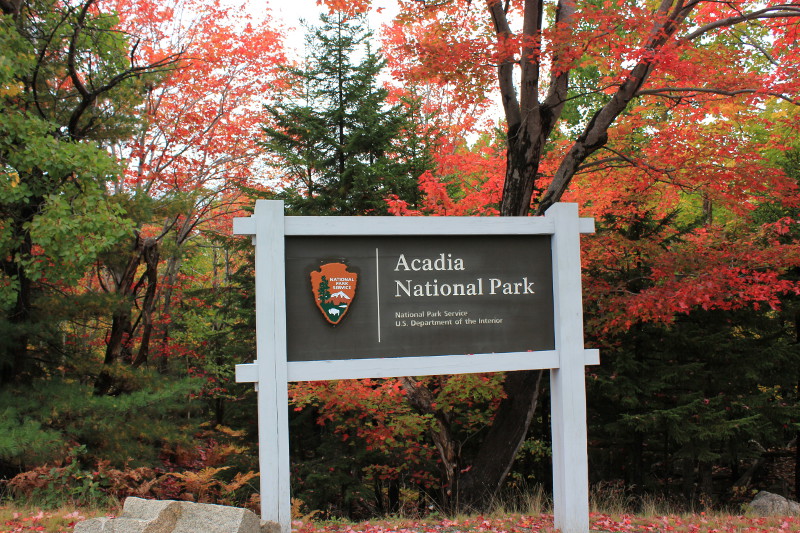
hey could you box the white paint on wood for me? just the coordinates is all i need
[579,217,595,234]
[289,351,559,381]
[584,348,600,366]
[547,203,590,533]
[235,363,258,383]
[232,216,256,236]
[284,215,556,235]
[237,349,599,384]
[234,213,596,238]
[253,201,292,533]
[283,349,599,382]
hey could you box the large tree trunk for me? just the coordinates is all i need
[457,370,544,509]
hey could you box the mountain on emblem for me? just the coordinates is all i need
[309,262,358,325]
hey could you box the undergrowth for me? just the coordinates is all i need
[0,423,260,513]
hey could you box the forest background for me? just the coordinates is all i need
[1,0,800,522]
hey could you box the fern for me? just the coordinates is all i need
[167,466,230,502]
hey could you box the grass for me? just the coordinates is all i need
[0,502,117,532]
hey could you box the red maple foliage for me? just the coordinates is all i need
[307,0,800,509]
[85,0,285,373]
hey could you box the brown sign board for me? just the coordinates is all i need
[285,235,554,362]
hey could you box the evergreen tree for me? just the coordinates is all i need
[585,209,800,505]
[261,12,430,215]
[317,276,331,303]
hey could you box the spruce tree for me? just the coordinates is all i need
[261,12,430,215]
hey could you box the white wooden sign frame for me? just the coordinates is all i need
[233,200,598,533]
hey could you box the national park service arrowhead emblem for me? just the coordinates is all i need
[310,262,358,325]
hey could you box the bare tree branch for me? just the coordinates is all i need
[542,0,576,111]
[537,0,697,214]
[638,86,800,105]
[487,0,521,131]
[67,0,96,100]
[31,7,73,121]
[66,0,183,139]
[732,28,780,67]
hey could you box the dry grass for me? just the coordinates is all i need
[0,502,117,532]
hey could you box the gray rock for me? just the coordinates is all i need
[72,517,114,533]
[172,501,260,533]
[74,497,267,533]
[749,491,800,516]
[260,520,281,533]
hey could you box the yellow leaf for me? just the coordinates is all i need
[0,83,23,98]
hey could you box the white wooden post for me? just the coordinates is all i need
[547,203,591,533]
[253,200,291,533]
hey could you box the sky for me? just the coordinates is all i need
[248,0,505,136]
[250,0,400,58]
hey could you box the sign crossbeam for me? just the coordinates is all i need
[236,349,601,383]
[234,213,595,236]
[233,200,598,533]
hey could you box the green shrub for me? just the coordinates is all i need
[0,374,203,470]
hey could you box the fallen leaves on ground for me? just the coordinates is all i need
[294,513,800,533]
[1,508,112,533]
[3,508,799,532]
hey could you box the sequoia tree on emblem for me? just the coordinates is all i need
[309,262,358,325]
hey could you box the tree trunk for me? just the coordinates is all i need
[96,235,160,394]
[155,253,182,373]
[131,239,160,368]
[500,127,542,217]
[795,314,799,500]
[682,457,696,504]
[699,461,713,506]
[794,430,799,500]
[0,232,33,385]
[400,377,461,510]
[102,236,144,366]
[458,369,544,509]
[388,478,400,514]
[103,310,133,366]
